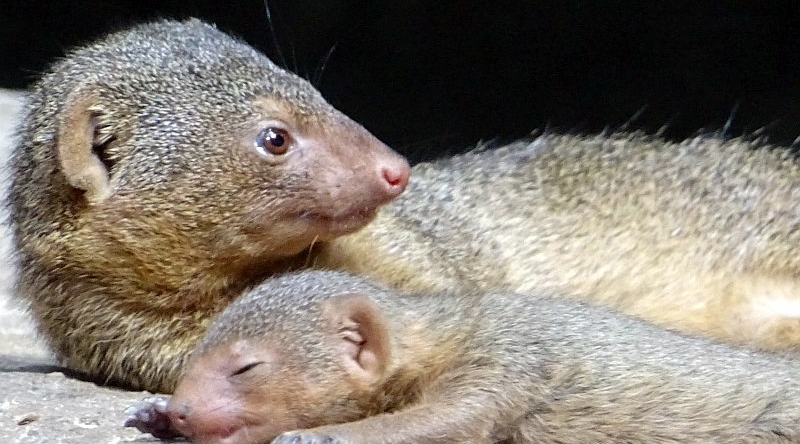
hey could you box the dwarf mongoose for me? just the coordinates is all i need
[128,270,800,444]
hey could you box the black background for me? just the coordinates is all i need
[3,1,800,162]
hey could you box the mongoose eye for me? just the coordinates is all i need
[231,361,265,377]
[255,127,290,156]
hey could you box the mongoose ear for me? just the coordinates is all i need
[56,90,113,204]
[322,293,391,386]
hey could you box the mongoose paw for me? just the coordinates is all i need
[272,430,348,444]
[123,396,183,440]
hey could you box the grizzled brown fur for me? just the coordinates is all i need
[337,134,800,351]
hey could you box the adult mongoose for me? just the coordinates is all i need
[127,270,800,444]
[8,18,410,392]
[10,18,800,393]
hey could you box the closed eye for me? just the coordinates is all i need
[231,361,265,376]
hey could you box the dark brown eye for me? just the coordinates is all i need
[256,127,290,156]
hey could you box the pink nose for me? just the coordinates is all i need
[380,157,411,196]
[167,403,190,432]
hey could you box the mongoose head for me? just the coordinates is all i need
[167,271,394,444]
[11,19,409,292]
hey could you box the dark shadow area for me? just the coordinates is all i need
[3,1,799,162]
[0,354,67,374]
[0,353,139,390]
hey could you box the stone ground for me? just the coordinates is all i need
[0,90,168,443]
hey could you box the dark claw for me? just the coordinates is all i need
[123,396,183,440]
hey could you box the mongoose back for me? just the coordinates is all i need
[339,134,800,351]
[11,18,800,393]
[129,270,800,444]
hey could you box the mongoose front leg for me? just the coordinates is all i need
[272,402,500,444]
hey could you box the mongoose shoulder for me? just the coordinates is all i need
[129,270,800,444]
